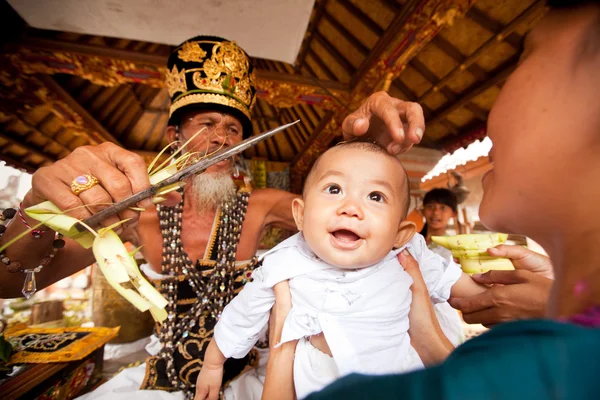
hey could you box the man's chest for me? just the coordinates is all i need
[140,208,265,270]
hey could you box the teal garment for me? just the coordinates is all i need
[307,320,600,399]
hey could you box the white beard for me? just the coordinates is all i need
[189,170,236,213]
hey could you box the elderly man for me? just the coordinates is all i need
[0,35,424,397]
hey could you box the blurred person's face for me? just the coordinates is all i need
[423,202,455,232]
[479,7,600,239]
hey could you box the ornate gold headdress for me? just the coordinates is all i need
[166,36,256,138]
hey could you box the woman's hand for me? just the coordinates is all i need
[399,250,453,366]
[449,245,553,326]
[342,91,425,155]
[262,281,297,400]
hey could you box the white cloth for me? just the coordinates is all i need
[294,337,340,399]
[215,232,462,381]
[76,345,269,400]
[76,363,184,400]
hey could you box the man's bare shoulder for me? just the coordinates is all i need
[250,187,295,202]
[248,188,299,231]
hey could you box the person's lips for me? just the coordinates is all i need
[329,228,364,250]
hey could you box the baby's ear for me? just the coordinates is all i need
[394,221,416,248]
[291,198,305,231]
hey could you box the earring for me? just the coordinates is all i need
[170,127,181,154]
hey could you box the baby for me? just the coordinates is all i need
[195,142,486,399]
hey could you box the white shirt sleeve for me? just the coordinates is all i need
[406,233,462,303]
[213,265,276,359]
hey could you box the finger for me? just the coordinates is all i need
[106,144,153,209]
[341,102,371,139]
[461,308,509,326]
[449,293,495,314]
[398,250,427,292]
[487,244,530,262]
[76,184,123,229]
[364,94,405,154]
[471,270,527,285]
[89,165,141,225]
[396,99,425,146]
[398,249,419,272]
[32,163,95,222]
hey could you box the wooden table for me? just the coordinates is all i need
[0,347,104,400]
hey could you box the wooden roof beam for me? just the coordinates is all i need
[15,36,349,95]
[431,35,488,81]
[418,1,545,103]
[0,153,38,172]
[322,11,370,57]
[313,32,356,77]
[282,109,310,141]
[38,75,122,145]
[466,6,524,49]
[291,111,334,165]
[306,49,338,82]
[341,1,384,36]
[260,101,300,155]
[0,131,56,163]
[255,69,348,92]
[464,103,489,121]
[351,0,421,87]
[276,110,302,154]
[253,108,276,161]
[380,0,403,13]
[2,111,71,157]
[256,101,283,161]
[294,0,328,71]
[17,36,167,67]
[428,59,517,127]
[391,80,432,119]
[295,105,317,131]
[301,61,320,79]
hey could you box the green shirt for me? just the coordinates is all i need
[307,320,600,399]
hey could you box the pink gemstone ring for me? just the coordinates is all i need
[70,174,100,195]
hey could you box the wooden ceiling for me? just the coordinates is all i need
[0,0,546,192]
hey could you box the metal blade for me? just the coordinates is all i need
[77,120,299,231]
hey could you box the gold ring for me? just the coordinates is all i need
[71,174,99,195]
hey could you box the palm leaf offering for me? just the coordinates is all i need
[431,233,514,274]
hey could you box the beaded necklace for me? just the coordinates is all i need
[155,189,255,398]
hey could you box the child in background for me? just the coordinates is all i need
[420,188,458,259]
[195,142,486,400]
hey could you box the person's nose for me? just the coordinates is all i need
[337,195,364,220]
[210,123,232,148]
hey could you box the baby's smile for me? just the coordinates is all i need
[328,228,365,251]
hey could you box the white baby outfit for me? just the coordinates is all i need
[214,232,463,398]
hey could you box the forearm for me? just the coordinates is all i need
[411,328,453,367]
[450,272,487,298]
[262,341,297,400]
[205,339,227,368]
[0,237,94,298]
[0,198,93,297]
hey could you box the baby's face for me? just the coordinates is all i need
[296,146,408,269]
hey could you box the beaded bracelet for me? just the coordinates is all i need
[0,206,65,298]
[18,202,48,238]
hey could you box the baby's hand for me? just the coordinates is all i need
[194,364,223,400]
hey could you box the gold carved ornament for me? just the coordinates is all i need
[166,64,187,98]
[169,40,255,114]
